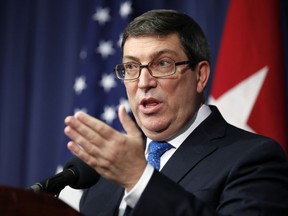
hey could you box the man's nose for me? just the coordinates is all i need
[138,67,157,89]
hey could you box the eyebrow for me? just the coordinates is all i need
[123,49,180,62]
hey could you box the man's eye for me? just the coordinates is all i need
[125,63,138,70]
[157,59,173,67]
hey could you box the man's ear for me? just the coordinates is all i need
[196,60,210,93]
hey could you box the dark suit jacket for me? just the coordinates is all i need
[80,106,288,216]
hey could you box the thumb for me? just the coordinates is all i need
[118,105,141,137]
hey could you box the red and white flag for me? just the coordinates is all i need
[209,0,287,153]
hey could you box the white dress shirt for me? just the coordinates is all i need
[118,104,212,215]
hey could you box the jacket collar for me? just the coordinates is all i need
[161,105,227,183]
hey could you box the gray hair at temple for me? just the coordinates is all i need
[121,9,211,67]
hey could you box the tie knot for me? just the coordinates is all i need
[147,141,173,170]
[148,141,172,156]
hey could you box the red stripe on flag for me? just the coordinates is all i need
[210,0,287,152]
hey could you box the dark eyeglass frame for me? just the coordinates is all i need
[114,58,193,81]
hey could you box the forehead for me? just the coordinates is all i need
[122,33,186,61]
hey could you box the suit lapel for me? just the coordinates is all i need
[161,106,226,183]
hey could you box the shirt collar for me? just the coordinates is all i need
[145,104,212,153]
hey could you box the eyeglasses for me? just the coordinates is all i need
[114,57,192,81]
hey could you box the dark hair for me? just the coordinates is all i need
[122,9,211,65]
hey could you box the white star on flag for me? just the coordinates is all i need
[96,40,115,58]
[73,76,87,95]
[79,48,88,60]
[101,106,117,124]
[209,66,269,132]
[120,1,133,18]
[99,73,117,92]
[92,7,110,25]
[117,33,123,48]
[73,107,88,114]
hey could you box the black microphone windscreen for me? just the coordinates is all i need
[64,157,100,189]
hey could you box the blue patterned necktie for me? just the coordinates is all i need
[147,141,173,170]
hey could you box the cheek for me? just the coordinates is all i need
[169,90,193,114]
[168,77,197,112]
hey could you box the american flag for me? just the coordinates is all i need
[58,0,133,209]
[73,1,132,127]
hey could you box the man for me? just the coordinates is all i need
[64,9,288,216]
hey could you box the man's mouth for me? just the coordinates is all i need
[140,98,162,114]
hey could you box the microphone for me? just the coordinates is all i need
[29,157,100,195]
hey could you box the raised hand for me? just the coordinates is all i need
[64,105,147,191]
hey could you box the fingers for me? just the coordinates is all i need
[74,112,115,140]
[65,116,95,143]
[118,105,142,138]
[64,117,99,154]
[64,113,111,163]
[64,110,146,187]
[64,113,105,167]
[67,141,98,167]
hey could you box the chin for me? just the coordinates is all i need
[141,126,171,141]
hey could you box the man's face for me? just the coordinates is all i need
[123,33,209,140]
